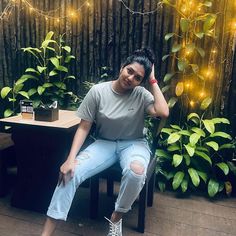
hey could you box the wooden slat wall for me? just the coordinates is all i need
[0,0,235,122]
[0,0,172,87]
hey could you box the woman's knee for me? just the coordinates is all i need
[130,160,145,175]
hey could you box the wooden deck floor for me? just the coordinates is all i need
[0,180,236,236]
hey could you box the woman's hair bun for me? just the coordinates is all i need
[133,48,155,64]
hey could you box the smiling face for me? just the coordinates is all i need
[117,62,145,91]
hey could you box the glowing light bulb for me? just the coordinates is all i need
[87,1,90,7]
[56,18,60,23]
[199,91,205,98]
[190,100,194,107]
[45,17,48,21]
[211,49,217,54]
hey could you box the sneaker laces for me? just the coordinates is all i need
[105,217,122,236]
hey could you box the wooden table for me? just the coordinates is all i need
[0,110,80,212]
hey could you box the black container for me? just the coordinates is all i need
[34,108,59,122]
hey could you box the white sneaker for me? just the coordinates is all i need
[105,217,122,236]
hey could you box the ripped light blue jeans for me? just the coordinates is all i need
[47,138,151,221]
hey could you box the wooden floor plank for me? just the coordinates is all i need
[0,181,236,236]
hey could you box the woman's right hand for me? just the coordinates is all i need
[58,158,78,186]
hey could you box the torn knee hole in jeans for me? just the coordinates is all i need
[78,151,90,160]
[130,160,145,175]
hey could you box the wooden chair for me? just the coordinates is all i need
[89,118,162,233]
[0,132,14,197]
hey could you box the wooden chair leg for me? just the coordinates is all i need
[137,182,148,233]
[90,176,99,219]
[147,172,156,207]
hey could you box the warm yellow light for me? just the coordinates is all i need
[232,21,236,31]
[29,7,33,12]
[56,18,60,23]
[203,68,214,79]
[211,49,217,54]
[190,100,195,107]
[70,11,76,18]
[45,17,48,21]
[199,91,205,98]
[87,1,90,7]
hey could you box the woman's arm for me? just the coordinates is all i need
[58,119,93,185]
[146,65,169,118]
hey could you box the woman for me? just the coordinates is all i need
[41,48,169,236]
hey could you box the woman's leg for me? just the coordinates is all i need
[42,139,117,236]
[113,139,151,218]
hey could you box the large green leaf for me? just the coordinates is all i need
[13,83,24,93]
[16,74,38,85]
[37,66,47,74]
[1,87,12,99]
[168,133,181,144]
[155,149,170,158]
[163,73,175,83]
[62,46,71,53]
[161,128,174,135]
[202,119,215,134]
[4,109,14,117]
[195,150,212,165]
[18,91,29,99]
[25,68,40,74]
[28,88,37,96]
[187,113,200,123]
[188,168,200,187]
[216,162,229,175]
[200,97,212,110]
[41,39,57,48]
[54,82,66,90]
[196,47,205,57]
[189,133,201,145]
[161,85,171,93]
[57,65,68,73]
[178,130,191,136]
[172,171,185,190]
[50,57,60,69]
[210,132,232,140]
[203,14,217,32]
[183,154,190,166]
[167,144,180,152]
[65,55,75,63]
[177,59,189,71]
[181,178,188,193]
[162,55,170,61]
[45,31,54,41]
[171,44,182,53]
[191,127,206,137]
[211,118,230,124]
[173,154,183,167]
[168,97,178,108]
[180,18,189,32]
[37,86,46,95]
[170,125,182,130]
[205,141,219,151]
[197,170,208,183]
[184,144,195,157]
[219,143,235,150]
[164,33,175,41]
[208,178,219,197]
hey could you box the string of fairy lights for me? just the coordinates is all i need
[0,0,163,21]
[0,0,235,109]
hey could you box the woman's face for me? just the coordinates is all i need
[118,62,145,90]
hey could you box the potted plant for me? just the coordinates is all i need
[0,31,79,121]
[156,113,236,197]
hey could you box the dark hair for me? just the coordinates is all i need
[122,48,155,82]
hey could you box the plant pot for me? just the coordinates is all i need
[34,107,59,122]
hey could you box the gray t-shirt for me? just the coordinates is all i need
[77,81,154,140]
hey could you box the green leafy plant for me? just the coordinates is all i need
[156,113,236,197]
[161,0,218,116]
[0,31,79,117]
